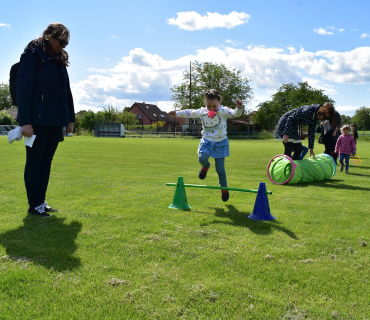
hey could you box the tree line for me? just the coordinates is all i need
[1,61,370,131]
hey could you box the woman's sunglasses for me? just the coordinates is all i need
[54,36,69,47]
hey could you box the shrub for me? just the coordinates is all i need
[0,110,17,125]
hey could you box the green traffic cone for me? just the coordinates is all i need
[168,176,191,210]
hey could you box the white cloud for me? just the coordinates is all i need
[226,39,242,46]
[360,33,369,39]
[111,35,118,39]
[301,77,337,95]
[327,26,335,30]
[302,47,370,84]
[71,45,370,114]
[334,105,359,116]
[166,11,250,31]
[105,58,109,60]
[339,28,344,33]
[0,23,11,29]
[314,28,333,35]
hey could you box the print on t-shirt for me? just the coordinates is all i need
[201,112,221,128]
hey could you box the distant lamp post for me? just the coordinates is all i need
[363,119,365,135]
[136,114,143,134]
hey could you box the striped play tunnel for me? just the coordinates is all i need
[267,153,336,185]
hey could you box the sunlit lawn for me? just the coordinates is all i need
[0,136,369,319]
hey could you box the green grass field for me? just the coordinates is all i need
[1,136,369,319]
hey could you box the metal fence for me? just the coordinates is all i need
[124,131,370,140]
[0,125,18,136]
[124,131,273,139]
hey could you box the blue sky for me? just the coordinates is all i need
[1,0,369,116]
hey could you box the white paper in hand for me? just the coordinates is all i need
[24,135,36,148]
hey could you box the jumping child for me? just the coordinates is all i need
[350,124,358,156]
[334,124,356,174]
[169,89,243,202]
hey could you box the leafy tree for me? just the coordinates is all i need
[101,105,120,122]
[351,107,370,131]
[340,114,352,125]
[79,110,96,131]
[252,101,275,132]
[77,107,138,131]
[118,111,138,129]
[254,82,335,131]
[0,110,17,125]
[170,61,253,111]
[0,83,13,110]
[151,121,166,131]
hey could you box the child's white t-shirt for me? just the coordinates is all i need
[176,106,242,142]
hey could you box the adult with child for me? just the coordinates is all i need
[350,124,359,155]
[350,124,358,146]
[17,22,75,218]
[335,125,356,174]
[320,111,341,164]
[274,102,336,160]
[169,89,243,202]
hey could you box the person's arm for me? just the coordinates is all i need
[173,109,202,118]
[220,99,243,118]
[17,50,36,129]
[307,123,316,150]
[333,127,338,136]
[66,70,75,134]
[66,71,76,123]
[334,136,341,153]
[333,112,341,136]
[351,137,356,154]
[306,123,317,158]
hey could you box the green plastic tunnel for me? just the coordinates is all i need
[267,153,336,185]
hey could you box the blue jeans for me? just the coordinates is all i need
[299,146,309,160]
[24,125,63,207]
[198,153,227,187]
[339,153,350,172]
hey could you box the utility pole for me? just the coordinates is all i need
[189,62,192,109]
[189,61,192,134]
[363,119,365,135]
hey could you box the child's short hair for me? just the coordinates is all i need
[204,89,221,101]
[341,124,351,131]
[350,123,356,128]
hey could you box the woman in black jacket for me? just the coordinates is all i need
[17,23,75,217]
[273,102,336,160]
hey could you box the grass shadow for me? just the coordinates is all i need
[347,172,370,177]
[0,215,82,271]
[283,179,370,191]
[201,204,298,240]
[352,165,370,169]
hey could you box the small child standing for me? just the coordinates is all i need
[169,89,243,202]
[334,124,356,174]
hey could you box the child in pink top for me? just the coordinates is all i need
[334,124,356,174]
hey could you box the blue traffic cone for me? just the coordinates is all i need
[248,182,275,220]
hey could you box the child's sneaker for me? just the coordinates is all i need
[199,166,209,180]
[345,170,349,174]
[221,190,229,202]
[340,165,343,172]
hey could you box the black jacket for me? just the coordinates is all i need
[273,104,321,149]
[16,44,75,127]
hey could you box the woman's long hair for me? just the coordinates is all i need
[28,23,70,66]
[317,102,336,127]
